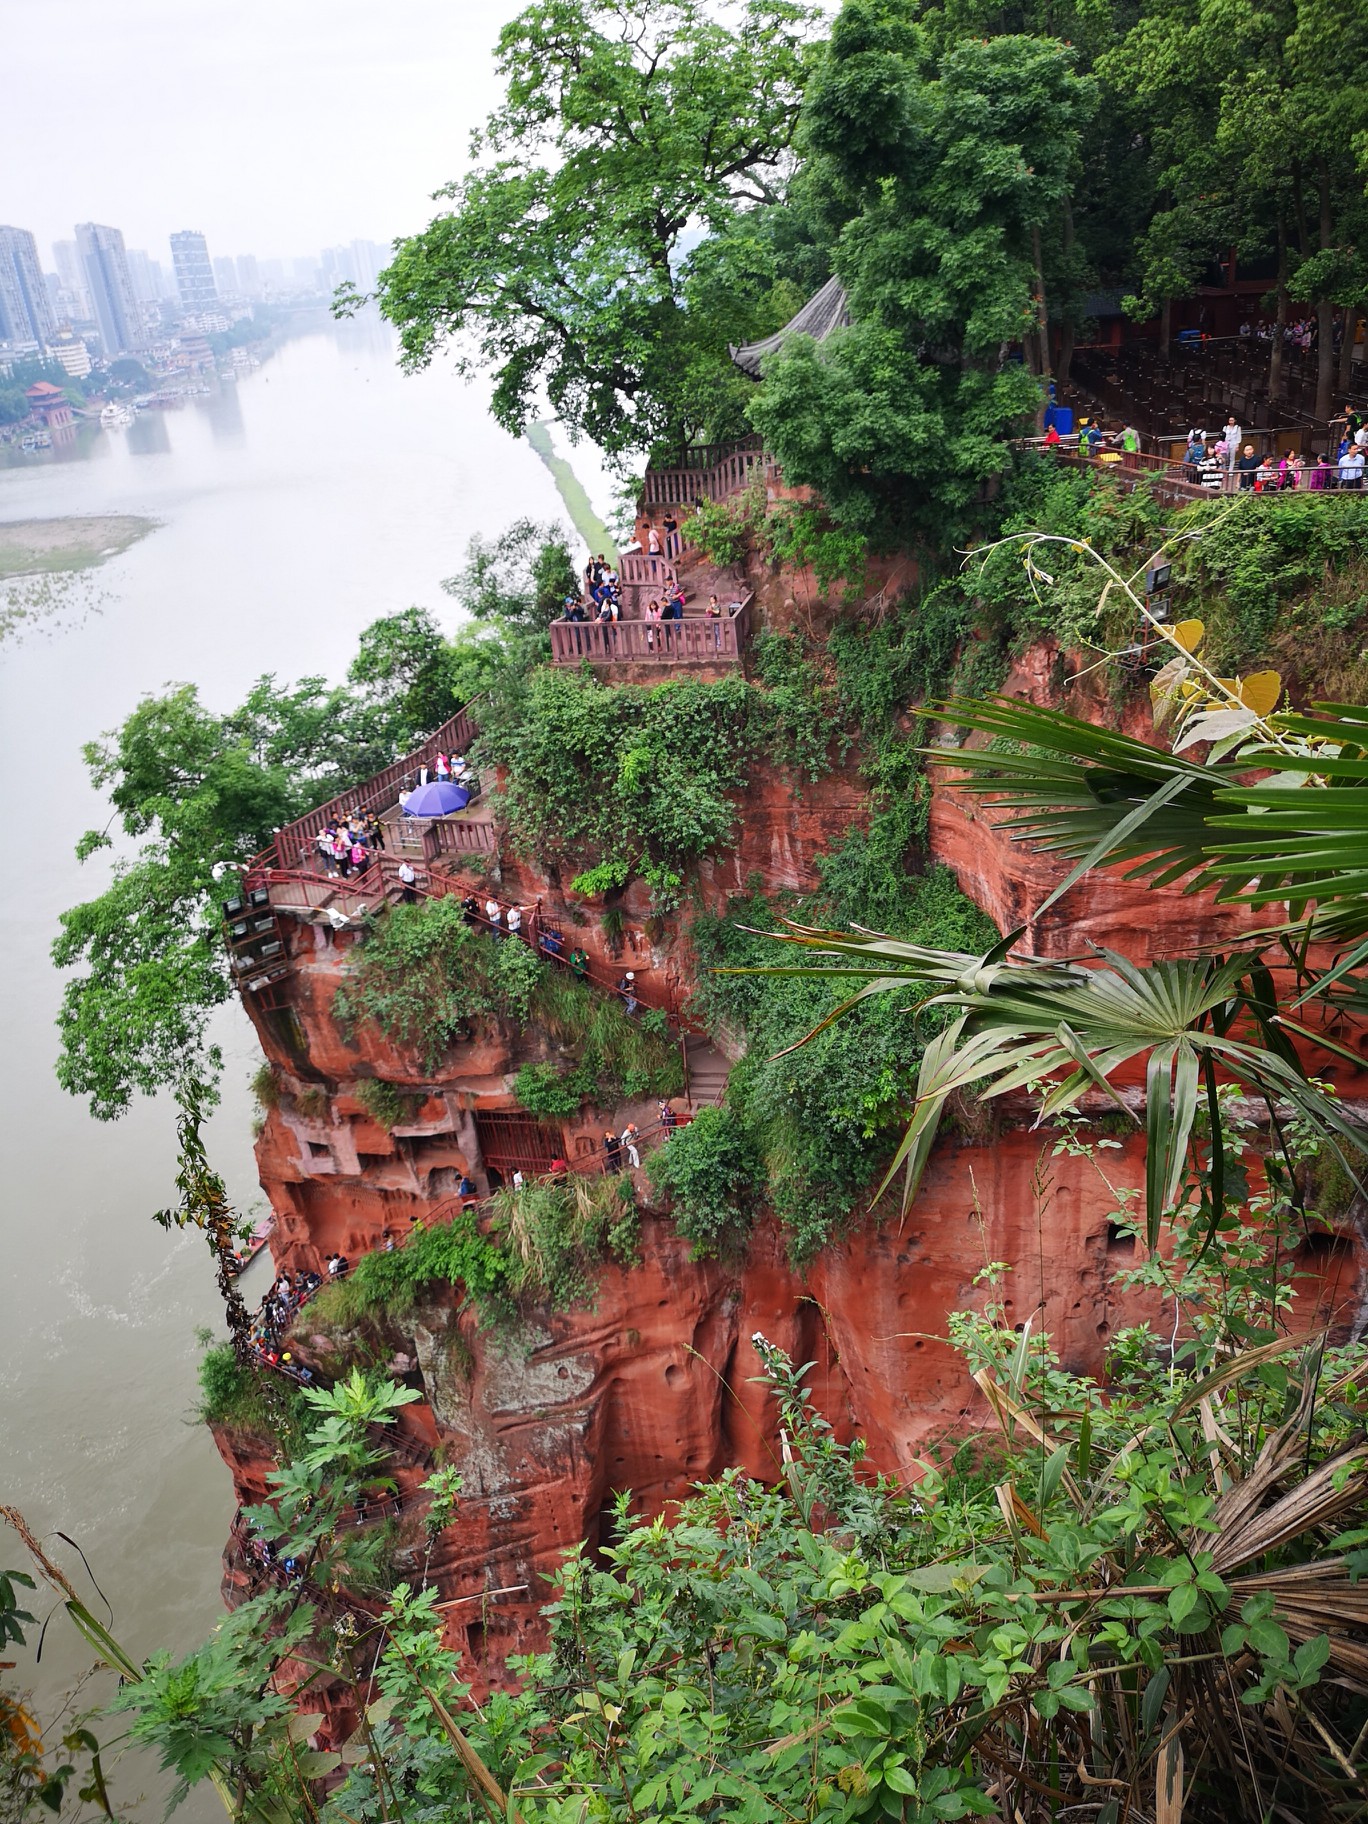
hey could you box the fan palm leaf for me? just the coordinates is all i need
[735,924,1366,1241]
[929,697,1368,942]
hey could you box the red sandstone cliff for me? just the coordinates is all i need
[214,647,1368,1690]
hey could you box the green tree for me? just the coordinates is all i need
[374,0,823,458]
[749,9,1096,535]
[333,897,545,1072]
[52,620,466,1119]
[444,517,578,636]
[1102,0,1368,415]
[347,606,464,743]
[645,1104,765,1254]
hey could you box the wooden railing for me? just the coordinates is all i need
[649,439,764,472]
[618,549,680,591]
[255,704,482,872]
[1021,440,1209,504]
[548,597,753,668]
[640,438,773,509]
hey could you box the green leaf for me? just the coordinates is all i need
[1167,1583,1200,1628]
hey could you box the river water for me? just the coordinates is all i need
[0,318,590,1803]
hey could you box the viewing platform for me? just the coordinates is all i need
[549,595,753,668]
[244,703,495,890]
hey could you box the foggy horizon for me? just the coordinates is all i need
[4,0,517,265]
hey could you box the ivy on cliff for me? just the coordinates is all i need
[689,865,996,1260]
[479,664,842,909]
[333,898,544,1074]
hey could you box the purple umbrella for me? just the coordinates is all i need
[402,780,471,817]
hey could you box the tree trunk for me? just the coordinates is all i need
[1338,306,1361,393]
[1269,215,1288,405]
[1315,162,1335,423]
[1056,195,1076,387]
[1057,321,1075,390]
[1292,162,1310,257]
[1032,222,1051,382]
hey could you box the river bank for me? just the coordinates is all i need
[0,513,157,578]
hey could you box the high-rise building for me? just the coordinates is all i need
[0,226,56,348]
[212,255,238,296]
[170,230,218,312]
[350,239,389,291]
[235,254,261,298]
[125,248,164,305]
[51,239,89,316]
[76,222,143,354]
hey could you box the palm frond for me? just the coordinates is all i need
[741,925,1367,1240]
[929,695,1368,973]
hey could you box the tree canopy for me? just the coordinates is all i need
[375,0,824,457]
[54,611,463,1119]
[367,0,1368,531]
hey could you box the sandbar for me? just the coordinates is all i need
[0,514,157,579]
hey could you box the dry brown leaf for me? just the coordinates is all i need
[1156,1733,1184,1824]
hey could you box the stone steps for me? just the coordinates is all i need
[684,1034,731,1109]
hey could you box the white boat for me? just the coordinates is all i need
[100,403,134,427]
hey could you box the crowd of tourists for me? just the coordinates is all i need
[247,1259,354,1365]
[315,812,384,878]
[1045,399,1368,495]
[557,518,746,639]
[1174,410,1368,491]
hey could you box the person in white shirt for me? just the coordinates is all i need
[1338,446,1365,489]
[1222,415,1242,471]
[397,861,417,903]
[506,905,522,936]
[485,897,502,932]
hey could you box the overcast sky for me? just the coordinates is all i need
[4,0,518,266]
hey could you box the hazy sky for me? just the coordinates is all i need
[4,0,520,265]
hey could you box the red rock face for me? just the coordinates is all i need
[223,1125,1362,1692]
[222,648,1368,1692]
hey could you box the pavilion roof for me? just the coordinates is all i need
[729,275,851,378]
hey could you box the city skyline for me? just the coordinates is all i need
[1,209,397,360]
[1,0,516,260]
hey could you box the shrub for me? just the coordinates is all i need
[196,1339,308,1453]
[310,1211,509,1330]
[513,1061,584,1119]
[294,1085,329,1120]
[646,1106,764,1256]
[333,897,543,1071]
[250,1063,281,1110]
[308,1179,637,1332]
[354,1079,421,1131]
[488,1174,639,1306]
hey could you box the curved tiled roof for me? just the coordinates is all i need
[729,274,851,378]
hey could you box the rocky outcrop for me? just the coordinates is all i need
[234,1121,1362,1689]
[217,651,1368,1691]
